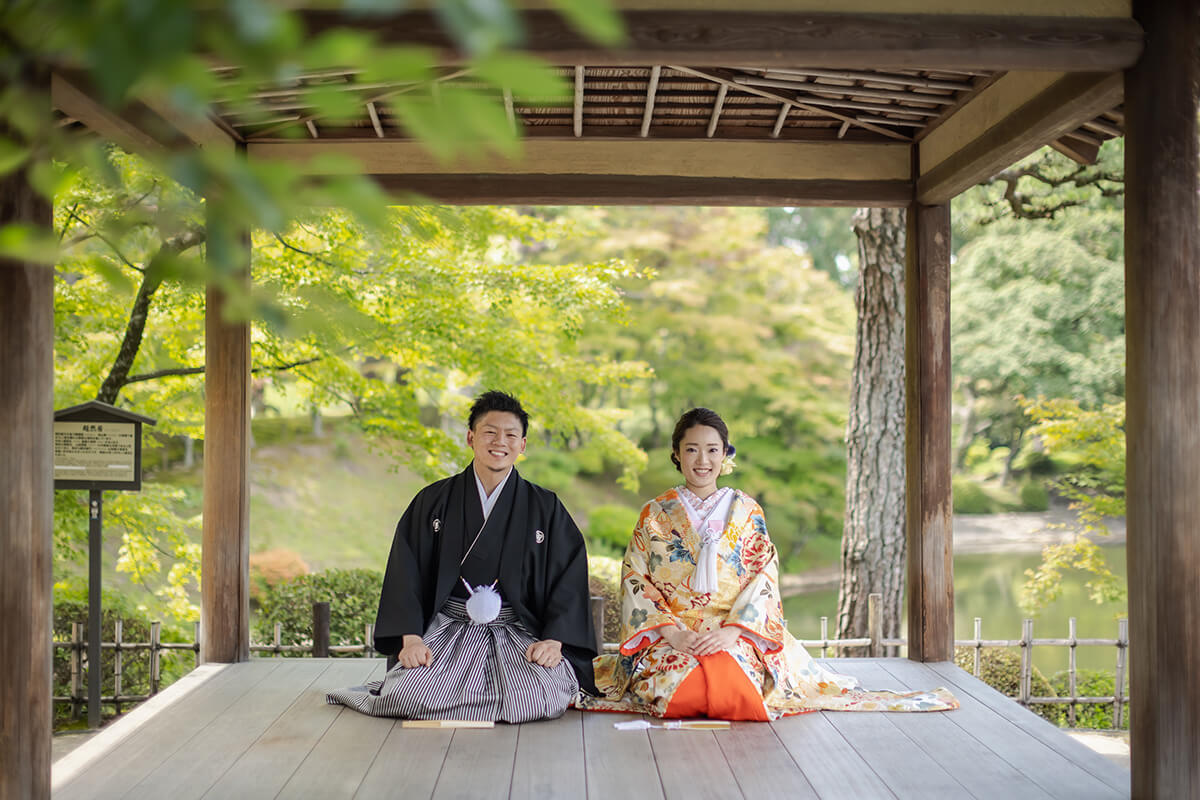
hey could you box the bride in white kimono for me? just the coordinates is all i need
[579,407,958,720]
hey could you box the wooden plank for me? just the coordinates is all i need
[582,712,665,799]
[299,10,1142,71]
[1125,3,1200,796]
[905,202,953,662]
[926,661,1129,797]
[917,72,1123,203]
[52,664,230,790]
[814,667,968,798]
[771,712,898,799]
[718,722,819,800]
[849,659,1057,800]
[0,126,53,800]
[54,661,282,800]
[248,139,911,182]
[648,727,743,800]
[510,711,586,799]
[200,659,382,798]
[200,211,251,664]
[431,725,519,800]
[277,662,391,799]
[372,175,911,207]
[121,659,329,799]
[354,722,452,800]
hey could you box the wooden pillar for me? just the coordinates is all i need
[1125,1,1200,794]
[0,132,53,796]
[905,202,954,662]
[200,206,252,663]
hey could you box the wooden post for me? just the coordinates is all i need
[0,110,53,799]
[590,595,605,654]
[313,602,331,658]
[867,593,882,658]
[200,202,252,664]
[905,201,954,662]
[1125,1,1200,791]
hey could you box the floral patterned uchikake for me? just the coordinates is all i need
[578,487,959,719]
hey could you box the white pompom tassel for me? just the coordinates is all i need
[463,579,502,624]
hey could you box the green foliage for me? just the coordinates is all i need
[951,142,1125,473]
[586,504,639,557]
[5,0,621,282]
[547,207,856,565]
[1018,480,1050,512]
[1019,398,1126,613]
[254,568,382,653]
[952,478,997,514]
[587,555,622,645]
[1049,669,1129,730]
[954,646,1062,724]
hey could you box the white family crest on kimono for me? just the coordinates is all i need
[579,486,959,720]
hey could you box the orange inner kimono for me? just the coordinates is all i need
[579,487,958,720]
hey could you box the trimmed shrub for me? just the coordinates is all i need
[255,568,382,655]
[587,504,639,557]
[1049,669,1129,730]
[1018,479,1050,512]
[953,477,998,514]
[588,555,622,646]
[954,646,1063,724]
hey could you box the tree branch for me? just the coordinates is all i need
[123,354,331,386]
[980,153,1124,223]
[96,226,207,404]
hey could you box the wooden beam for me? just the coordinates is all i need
[573,66,584,137]
[1125,1,1200,795]
[51,73,167,158]
[247,139,911,182]
[372,173,911,206]
[507,1,1131,13]
[669,66,910,141]
[200,204,251,665]
[706,84,728,138]
[905,202,953,663]
[301,11,1142,71]
[1049,136,1100,165]
[0,110,53,800]
[640,65,661,137]
[916,71,1123,203]
[138,94,238,151]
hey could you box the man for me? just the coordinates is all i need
[327,391,597,722]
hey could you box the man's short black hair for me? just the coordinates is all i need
[468,391,529,436]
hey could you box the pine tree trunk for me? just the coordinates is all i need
[836,207,907,655]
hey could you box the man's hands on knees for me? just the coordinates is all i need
[525,639,563,668]
[398,634,433,668]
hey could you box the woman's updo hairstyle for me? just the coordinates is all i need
[670,407,733,471]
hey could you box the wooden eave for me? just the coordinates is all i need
[50,8,1139,206]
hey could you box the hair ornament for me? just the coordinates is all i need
[721,444,737,476]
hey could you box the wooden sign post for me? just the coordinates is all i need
[53,401,155,729]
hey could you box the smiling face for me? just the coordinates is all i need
[467,410,527,477]
[675,424,726,498]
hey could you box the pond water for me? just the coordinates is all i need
[782,545,1128,676]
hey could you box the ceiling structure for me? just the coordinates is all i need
[49,6,1137,206]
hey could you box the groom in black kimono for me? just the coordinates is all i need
[328,391,596,722]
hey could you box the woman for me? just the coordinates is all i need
[580,408,957,720]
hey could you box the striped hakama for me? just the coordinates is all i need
[326,598,579,723]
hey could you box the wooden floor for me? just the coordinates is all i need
[52,657,1129,800]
